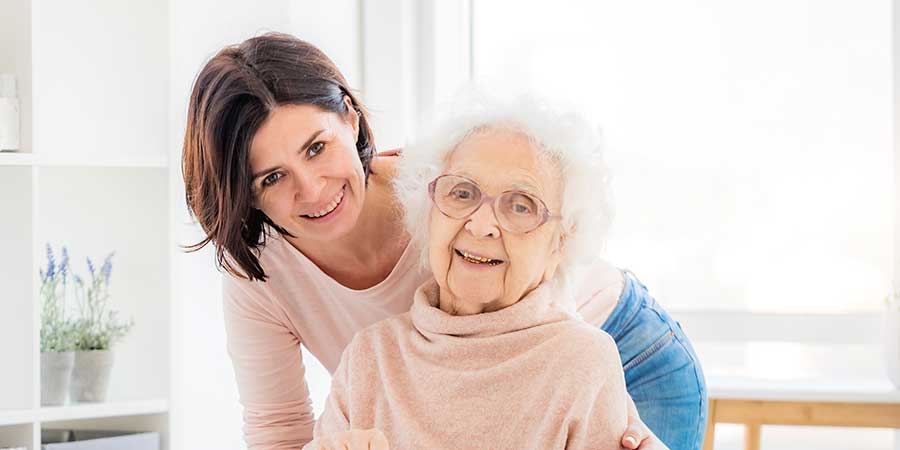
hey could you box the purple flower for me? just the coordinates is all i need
[86,257,95,279]
[45,244,56,280]
[59,246,70,281]
[100,252,114,286]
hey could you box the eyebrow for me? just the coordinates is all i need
[252,129,326,183]
[453,171,543,197]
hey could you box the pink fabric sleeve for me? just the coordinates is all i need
[312,339,353,439]
[564,334,629,450]
[223,275,316,449]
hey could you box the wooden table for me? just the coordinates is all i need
[698,342,900,450]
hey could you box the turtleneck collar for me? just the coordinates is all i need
[410,278,575,339]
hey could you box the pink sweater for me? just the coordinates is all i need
[222,231,623,449]
[312,279,628,450]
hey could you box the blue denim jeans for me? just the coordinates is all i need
[600,270,708,450]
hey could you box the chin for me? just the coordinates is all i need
[449,284,500,306]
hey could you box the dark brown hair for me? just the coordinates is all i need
[182,32,375,282]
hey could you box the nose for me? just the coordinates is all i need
[464,201,501,238]
[288,164,326,205]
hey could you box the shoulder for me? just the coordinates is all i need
[221,230,305,293]
[349,312,413,351]
[339,313,413,372]
[559,321,618,355]
[573,259,624,308]
[220,231,307,317]
[370,151,401,182]
[550,321,621,378]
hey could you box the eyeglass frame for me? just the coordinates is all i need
[427,174,562,234]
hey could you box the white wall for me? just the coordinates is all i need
[289,1,363,89]
[167,2,363,449]
[32,0,168,161]
[894,0,900,290]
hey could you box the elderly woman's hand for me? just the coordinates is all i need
[620,395,670,450]
[302,429,389,450]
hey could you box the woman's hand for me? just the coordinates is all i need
[621,395,669,450]
[302,429,389,450]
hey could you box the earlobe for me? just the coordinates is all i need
[556,230,568,253]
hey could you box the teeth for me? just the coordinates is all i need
[458,250,502,265]
[306,189,344,218]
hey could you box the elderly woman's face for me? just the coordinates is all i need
[429,129,565,315]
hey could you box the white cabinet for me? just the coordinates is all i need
[0,0,171,448]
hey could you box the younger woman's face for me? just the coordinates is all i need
[249,102,364,244]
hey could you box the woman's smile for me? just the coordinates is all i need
[301,184,347,221]
[453,248,505,267]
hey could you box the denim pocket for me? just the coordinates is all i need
[622,329,675,372]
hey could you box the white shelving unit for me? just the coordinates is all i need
[0,400,169,427]
[0,0,172,449]
[0,152,34,166]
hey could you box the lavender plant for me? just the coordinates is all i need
[71,252,133,351]
[40,244,75,352]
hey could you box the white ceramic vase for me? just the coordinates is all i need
[70,350,114,402]
[41,351,75,406]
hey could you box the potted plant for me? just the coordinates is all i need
[40,244,76,406]
[69,252,133,403]
[885,287,900,388]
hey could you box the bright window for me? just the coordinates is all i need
[471,0,893,313]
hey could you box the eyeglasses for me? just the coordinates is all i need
[428,174,560,234]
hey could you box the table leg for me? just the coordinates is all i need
[744,423,761,450]
[702,399,717,450]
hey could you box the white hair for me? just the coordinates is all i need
[393,93,614,293]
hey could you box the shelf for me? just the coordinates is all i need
[0,153,169,168]
[0,152,33,166]
[0,399,169,426]
[35,154,168,169]
[39,399,169,422]
[0,409,33,426]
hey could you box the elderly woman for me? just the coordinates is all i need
[304,98,629,450]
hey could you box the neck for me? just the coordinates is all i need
[437,290,511,316]
[438,280,550,316]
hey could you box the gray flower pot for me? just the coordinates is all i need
[41,351,75,406]
[70,350,114,403]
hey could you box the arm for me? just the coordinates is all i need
[574,263,669,449]
[223,276,316,449]
[622,395,668,449]
[564,335,629,450]
[312,340,353,437]
[305,336,391,450]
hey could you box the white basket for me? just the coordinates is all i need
[41,430,159,450]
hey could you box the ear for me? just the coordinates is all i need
[342,96,360,140]
[555,223,574,254]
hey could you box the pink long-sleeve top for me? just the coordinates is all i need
[311,279,628,450]
[222,230,624,449]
